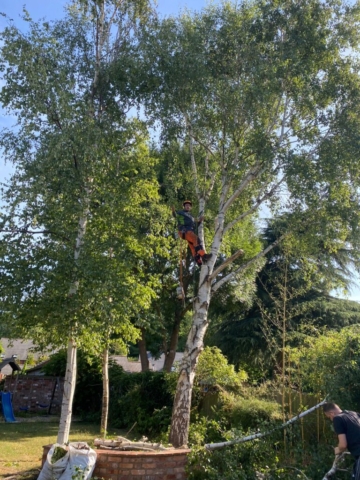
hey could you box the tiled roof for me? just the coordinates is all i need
[111,356,142,373]
[110,353,184,373]
[0,338,57,376]
[148,352,184,371]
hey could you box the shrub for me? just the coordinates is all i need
[219,392,282,430]
[293,326,360,410]
[186,418,351,480]
[195,347,247,388]
[42,349,122,420]
[109,370,175,436]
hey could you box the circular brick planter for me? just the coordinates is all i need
[42,445,190,480]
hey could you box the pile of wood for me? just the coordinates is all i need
[94,436,170,451]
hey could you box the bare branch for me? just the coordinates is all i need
[223,164,264,214]
[322,453,349,480]
[210,249,244,280]
[266,95,283,134]
[191,133,216,158]
[205,398,327,450]
[186,118,201,198]
[212,235,285,293]
[223,177,285,234]
[205,170,217,203]
[230,145,239,170]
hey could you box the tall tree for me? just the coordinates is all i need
[209,217,360,376]
[136,0,360,446]
[0,0,161,443]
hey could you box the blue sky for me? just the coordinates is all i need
[0,0,209,180]
[1,0,360,302]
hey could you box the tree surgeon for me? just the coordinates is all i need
[172,200,212,266]
[323,402,360,480]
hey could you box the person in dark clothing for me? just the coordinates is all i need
[323,402,360,479]
[172,200,212,266]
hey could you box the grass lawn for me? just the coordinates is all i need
[0,418,124,479]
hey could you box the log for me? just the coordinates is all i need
[322,453,349,480]
[94,437,169,451]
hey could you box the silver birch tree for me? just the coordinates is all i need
[0,0,161,443]
[137,0,360,446]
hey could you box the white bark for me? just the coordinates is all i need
[205,398,327,450]
[100,347,109,437]
[223,177,285,235]
[56,1,110,446]
[212,235,285,292]
[94,437,169,451]
[169,111,286,447]
[57,189,91,444]
[169,265,213,447]
[57,340,77,444]
[322,453,348,480]
[210,248,244,279]
[222,163,264,213]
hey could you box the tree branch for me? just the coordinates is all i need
[205,398,327,450]
[186,118,201,199]
[222,164,264,214]
[223,177,285,235]
[211,235,285,293]
[209,249,244,280]
[322,453,349,480]
[191,133,216,158]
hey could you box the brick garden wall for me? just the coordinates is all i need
[4,375,64,413]
[42,445,190,480]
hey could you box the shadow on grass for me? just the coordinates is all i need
[0,421,100,440]
[0,423,60,439]
[1,468,40,480]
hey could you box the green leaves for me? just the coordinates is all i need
[0,1,161,351]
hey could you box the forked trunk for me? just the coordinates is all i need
[101,347,109,437]
[57,340,77,444]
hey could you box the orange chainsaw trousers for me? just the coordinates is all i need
[178,230,206,262]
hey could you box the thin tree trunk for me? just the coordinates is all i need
[138,328,149,371]
[163,310,182,373]
[57,198,91,444]
[57,339,77,444]
[101,347,109,437]
[164,265,193,373]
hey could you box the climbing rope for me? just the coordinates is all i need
[177,237,185,305]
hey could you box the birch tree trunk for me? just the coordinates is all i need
[57,339,77,444]
[57,200,90,444]
[169,270,213,447]
[57,1,106,444]
[101,347,109,437]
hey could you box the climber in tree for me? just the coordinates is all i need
[172,200,212,266]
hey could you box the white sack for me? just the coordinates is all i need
[59,442,97,480]
[38,444,70,480]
